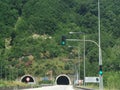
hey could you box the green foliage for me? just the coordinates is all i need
[0,0,120,88]
[104,72,120,89]
[15,17,28,31]
[39,80,53,85]
[0,80,28,87]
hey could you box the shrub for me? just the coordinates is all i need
[104,71,120,90]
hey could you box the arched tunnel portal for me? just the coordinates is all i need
[56,74,71,85]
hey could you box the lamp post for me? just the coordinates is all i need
[69,32,85,85]
[0,60,2,79]
[66,38,102,87]
[83,35,86,86]
[68,45,80,85]
[65,0,103,88]
[98,0,103,89]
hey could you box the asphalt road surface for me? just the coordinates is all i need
[21,85,79,90]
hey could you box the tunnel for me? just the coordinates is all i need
[56,74,71,85]
[21,75,35,84]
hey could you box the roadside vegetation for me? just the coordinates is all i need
[0,80,27,87]
[0,0,120,89]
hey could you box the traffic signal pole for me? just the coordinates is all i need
[66,38,103,89]
[61,1,103,89]
[98,0,103,90]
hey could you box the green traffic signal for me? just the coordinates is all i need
[61,41,65,45]
[99,65,103,76]
[99,70,103,75]
[61,35,66,45]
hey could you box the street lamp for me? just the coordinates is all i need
[68,45,80,84]
[65,0,103,88]
[0,60,2,79]
[83,35,86,86]
[69,32,85,86]
[67,38,102,86]
[98,0,103,89]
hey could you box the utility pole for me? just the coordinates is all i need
[78,42,81,81]
[83,35,86,87]
[98,0,103,89]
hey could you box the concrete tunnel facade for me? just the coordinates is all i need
[55,74,71,85]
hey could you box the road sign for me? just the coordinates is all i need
[85,77,100,83]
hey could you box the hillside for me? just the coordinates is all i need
[0,0,120,89]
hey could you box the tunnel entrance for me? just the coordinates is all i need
[56,74,71,85]
[21,75,35,84]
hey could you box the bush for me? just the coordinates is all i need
[104,71,120,90]
[0,80,27,87]
[39,80,53,85]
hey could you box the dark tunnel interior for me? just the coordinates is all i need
[21,76,34,83]
[56,76,70,85]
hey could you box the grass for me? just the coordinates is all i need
[84,84,120,90]
[0,80,28,87]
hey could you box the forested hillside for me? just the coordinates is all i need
[0,0,120,89]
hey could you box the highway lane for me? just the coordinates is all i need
[21,85,77,90]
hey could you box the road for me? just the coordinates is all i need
[21,85,80,90]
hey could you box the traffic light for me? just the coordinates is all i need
[61,35,66,45]
[99,65,103,76]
